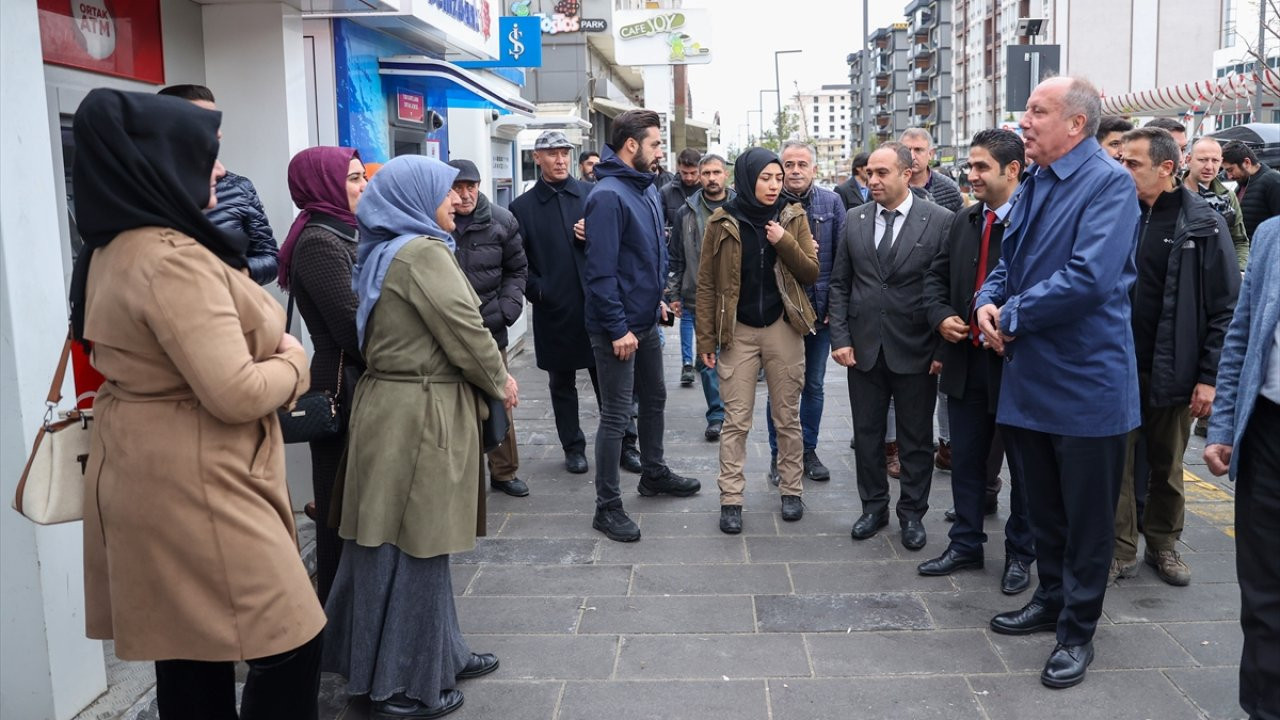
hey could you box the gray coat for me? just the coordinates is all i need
[829,197,954,375]
[665,188,735,310]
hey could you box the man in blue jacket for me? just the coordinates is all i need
[975,76,1142,689]
[584,109,701,542]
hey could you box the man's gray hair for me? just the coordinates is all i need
[1122,127,1181,169]
[900,127,933,148]
[1060,76,1102,138]
[875,141,915,173]
[698,153,727,170]
[779,140,817,163]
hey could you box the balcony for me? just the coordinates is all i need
[874,104,891,117]
[914,42,934,61]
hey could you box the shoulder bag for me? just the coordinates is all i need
[277,292,346,444]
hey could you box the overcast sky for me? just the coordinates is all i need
[682,0,909,151]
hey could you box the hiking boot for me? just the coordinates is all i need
[885,441,902,479]
[803,449,831,481]
[934,439,952,470]
[1106,557,1139,586]
[637,467,701,497]
[1145,547,1191,586]
[781,495,804,522]
[719,505,743,534]
[680,364,695,387]
[768,456,781,487]
[593,506,640,542]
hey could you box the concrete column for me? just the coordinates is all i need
[0,2,108,718]
[202,2,314,505]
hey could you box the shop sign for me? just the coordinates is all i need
[418,0,499,58]
[613,9,712,66]
[510,0,581,36]
[579,18,607,33]
[397,91,426,124]
[499,16,542,67]
[37,0,165,83]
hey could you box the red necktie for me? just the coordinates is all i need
[971,209,997,347]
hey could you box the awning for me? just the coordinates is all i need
[1100,69,1280,116]
[379,56,535,117]
[491,115,592,140]
[590,97,640,119]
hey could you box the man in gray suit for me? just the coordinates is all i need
[830,143,954,551]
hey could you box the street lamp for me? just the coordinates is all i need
[774,49,802,142]
[758,89,776,139]
[747,109,762,145]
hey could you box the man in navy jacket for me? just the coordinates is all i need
[583,109,700,542]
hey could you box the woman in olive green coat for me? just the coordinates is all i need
[322,155,519,719]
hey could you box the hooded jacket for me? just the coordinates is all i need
[1238,163,1280,242]
[666,187,736,310]
[1144,187,1241,406]
[583,145,668,339]
[452,192,528,349]
[782,184,845,322]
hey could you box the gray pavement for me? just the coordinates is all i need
[76,334,1245,720]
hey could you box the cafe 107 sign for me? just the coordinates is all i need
[613,9,712,66]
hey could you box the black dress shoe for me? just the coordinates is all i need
[719,505,743,534]
[565,451,589,474]
[901,519,927,551]
[850,511,889,540]
[917,547,984,576]
[781,495,804,522]
[637,467,701,497]
[620,446,643,474]
[456,652,499,679]
[1041,642,1094,689]
[489,477,529,497]
[944,497,998,522]
[1001,557,1031,595]
[373,690,464,719]
[990,600,1059,635]
[768,457,781,487]
[704,421,723,441]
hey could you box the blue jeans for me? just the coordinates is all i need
[767,324,830,455]
[589,326,667,510]
[679,311,695,366]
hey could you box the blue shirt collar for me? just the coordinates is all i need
[984,199,1013,222]
[1035,136,1103,181]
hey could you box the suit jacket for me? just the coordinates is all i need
[923,202,1007,409]
[829,196,954,375]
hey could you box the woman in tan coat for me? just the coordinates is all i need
[69,90,325,718]
[322,155,518,719]
[695,147,819,536]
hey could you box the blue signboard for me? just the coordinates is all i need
[457,16,542,68]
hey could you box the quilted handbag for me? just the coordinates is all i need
[12,335,92,525]
[276,291,345,444]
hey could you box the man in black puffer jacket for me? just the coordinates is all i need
[448,159,531,497]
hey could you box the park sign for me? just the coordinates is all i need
[613,9,713,66]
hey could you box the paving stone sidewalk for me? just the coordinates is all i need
[77,334,1245,720]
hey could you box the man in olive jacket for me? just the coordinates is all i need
[449,159,530,498]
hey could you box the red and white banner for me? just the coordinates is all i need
[1101,69,1280,116]
[38,0,165,84]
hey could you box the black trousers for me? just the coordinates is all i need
[848,356,936,522]
[947,350,1034,561]
[155,631,323,720]
[309,436,344,605]
[1002,426,1126,646]
[1238,396,1280,720]
[546,367,638,455]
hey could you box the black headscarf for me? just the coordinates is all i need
[729,147,785,226]
[68,89,249,342]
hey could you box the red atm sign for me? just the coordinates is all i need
[397,91,425,124]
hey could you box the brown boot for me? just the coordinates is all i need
[885,441,902,479]
[934,440,952,470]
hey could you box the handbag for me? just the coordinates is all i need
[12,334,92,525]
[480,392,509,454]
[277,292,346,444]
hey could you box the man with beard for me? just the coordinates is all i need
[667,153,734,435]
[661,148,705,236]
[510,131,641,477]
[584,109,701,542]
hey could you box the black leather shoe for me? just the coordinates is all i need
[1041,642,1094,689]
[637,467,701,497]
[917,547,984,576]
[803,450,830,481]
[456,652,499,679]
[565,451,589,474]
[1001,557,1031,595]
[901,519,927,551]
[489,478,529,497]
[990,600,1059,635]
[781,495,804,522]
[373,690,464,719]
[850,511,889,540]
[768,457,781,487]
[719,505,743,534]
[620,446,643,474]
[593,506,640,542]
[944,497,998,522]
[704,421,723,441]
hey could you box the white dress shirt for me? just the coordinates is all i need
[874,190,914,250]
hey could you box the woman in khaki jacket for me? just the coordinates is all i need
[695,148,819,535]
[322,155,518,719]
[69,90,324,718]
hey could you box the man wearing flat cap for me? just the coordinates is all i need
[448,158,530,497]
[509,131,642,478]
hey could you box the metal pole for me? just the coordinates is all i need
[1255,0,1267,121]
[774,50,802,142]
[863,0,870,151]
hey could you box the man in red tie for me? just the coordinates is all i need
[918,129,1036,594]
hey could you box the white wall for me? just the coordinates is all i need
[1,2,108,718]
